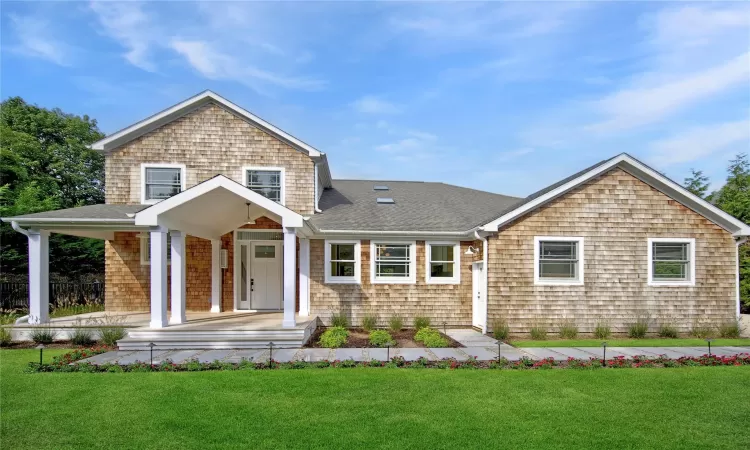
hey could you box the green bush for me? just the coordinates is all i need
[422,334,448,348]
[530,324,547,340]
[369,330,395,347]
[70,328,96,346]
[94,314,127,347]
[0,327,12,347]
[318,327,349,348]
[413,316,431,330]
[594,319,611,339]
[628,314,650,339]
[30,326,57,345]
[690,322,714,339]
[657,322,678,338]
[558,319,578,339]
[388,315,404,332]
[492,317,510,341]
[361,314,377,332]
[330,313,349,328]
[414,327,439,343]
[718,319,741,338]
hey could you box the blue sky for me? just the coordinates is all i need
[2,1,748,197]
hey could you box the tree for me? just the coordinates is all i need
[683,169,710,198]
[0,97,105,278]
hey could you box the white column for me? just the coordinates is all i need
[298,238,310,317]
[150,229,168,328]
[210,239,222,313]
[170,231,186,324]
[28,230,50,324]
[282,228,297,328]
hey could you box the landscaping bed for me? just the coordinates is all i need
[305,327,462,348]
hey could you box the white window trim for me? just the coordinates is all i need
[242,166,286,206]
[425,241,460,285]
[370,240,417,284]
[138,233,171,266]
[324,240,361,284]
[647,238,696,286]
[533,236,585,286]
[140,163,186,205]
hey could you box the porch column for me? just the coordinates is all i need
[170,231,186,324]
[28,230,50,324]
[299,238,310,317]
[150,228,168,328]
[282,227,297,328]
[210,239,222,313]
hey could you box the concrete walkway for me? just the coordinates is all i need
[78,330,750,365]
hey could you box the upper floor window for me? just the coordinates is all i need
[648,238,695,286]
[534,236,584,285]
[426,242,460,284]
[371,241,416,284]
[141,164,186,204]
[244,167,285,205]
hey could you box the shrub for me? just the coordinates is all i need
[70,328,96,346]
[0,327,12,347]
[30,326,57,344]
[657,321,678,338]
[369,330,395,347]
[414,327,439,343]
[413,316,431,330]
[330,312,349,328]
[492,317,510,341]
[422,334,448,348]
[388,315,404,332]
[95,314,127,347]
[690,322,715,339]
[530,324,547,340]
[361,313,377,332]
[558,319,578,339]
[628,314,650,339]
[318,326,349,348]
[593,319,611,339]
[718,319,741,338]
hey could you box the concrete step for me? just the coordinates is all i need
[126,330,306,340]
[117,337,308,350]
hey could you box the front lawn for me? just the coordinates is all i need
[2,349,749,449]
[512,338,750,348]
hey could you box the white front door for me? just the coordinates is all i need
[472,262,485,330]
[250,242,282,310]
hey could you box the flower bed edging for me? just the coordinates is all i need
[24,349,750,373]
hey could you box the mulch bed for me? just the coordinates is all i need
[304,328,462,349]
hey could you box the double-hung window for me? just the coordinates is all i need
[141,164,186,204]
[534,236,584,285]
[244,167,284,204]
[324,240,361,284]
[139,233,171,266]
[426,242,460,284]
[371,241,416,284]
[648,238,695,286]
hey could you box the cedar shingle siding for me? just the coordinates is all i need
[486,169,736,334]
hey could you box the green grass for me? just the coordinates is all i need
[50,304,105,318]
[512,338,750,347]
[2,350,750,449]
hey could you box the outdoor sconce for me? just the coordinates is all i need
[464,246,479,255]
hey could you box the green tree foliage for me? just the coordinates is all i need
[683,169,710,198]
[1,97,105,277]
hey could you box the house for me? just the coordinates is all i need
[4,91,749,348]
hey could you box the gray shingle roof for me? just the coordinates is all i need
[3,204,147,222]
[310,180,521,233]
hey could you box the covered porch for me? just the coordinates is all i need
[6,176,317,347]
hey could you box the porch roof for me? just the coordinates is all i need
[2,204,146,224]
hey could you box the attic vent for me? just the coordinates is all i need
[376,197,395,204]
[373,185,389,191]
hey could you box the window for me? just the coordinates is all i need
[648,238,695,286]
[254,245,276,258]
[139,233,172,266]
[244,167,285,204]
[426,242,460,284]
[324,240,360,284]
[141,164,186,204]
[533,236,584,285]
[371,241,416,284]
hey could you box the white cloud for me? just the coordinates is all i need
[90,1,155,71]
[650,120,750,166]
[495,148,535,163]
[375,138,422,153]
[7,14,69,65]
[351,96,402,114]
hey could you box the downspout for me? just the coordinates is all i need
[736,237,748,320]
[474,229,489,334]
[313,162,322,213]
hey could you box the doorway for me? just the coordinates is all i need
[236,241,282,310]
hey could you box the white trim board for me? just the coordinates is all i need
[480,154,750,237]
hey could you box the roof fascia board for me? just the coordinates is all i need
[90,91,322,158]
[480,154,750,236]
[1,217,135,224]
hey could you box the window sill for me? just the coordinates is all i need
[648,280,695,287]
[534,279,584,286]
[371,278,416,285]
[324,278,360,285]
[426,278,460,285]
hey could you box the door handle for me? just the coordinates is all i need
[251,278,254,292]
